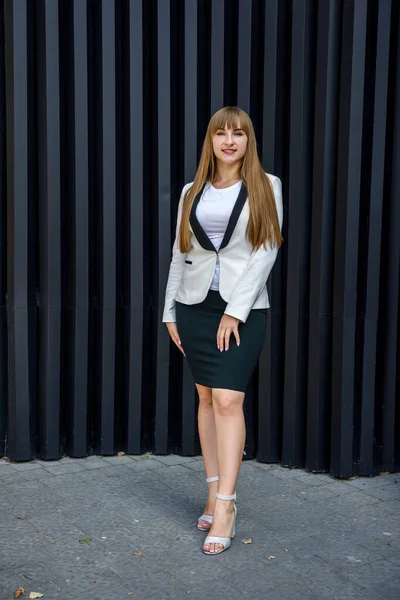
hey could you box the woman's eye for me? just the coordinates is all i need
[235,132,243,136]
[216,132,225,136]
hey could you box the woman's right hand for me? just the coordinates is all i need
[166,322,185,355]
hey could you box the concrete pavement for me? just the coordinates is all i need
[0,453,399,599]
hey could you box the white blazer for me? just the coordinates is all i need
[162,173,283,324]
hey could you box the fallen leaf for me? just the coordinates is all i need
[284,549,289,552]
[141,455,149,460]
[17,516,26,520]
[14,588,24,599]
[268,555,275,560]
[117,451,125,456]
[29,594,44,599]
[92,580,96,583]
[379,471,390,476]
[132,551,142,556]
[79,537,92,544]
[241,539,252,544]
[190,571,196,574]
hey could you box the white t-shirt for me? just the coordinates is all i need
[196,180,242,291]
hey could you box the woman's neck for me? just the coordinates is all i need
[213,162,241,185]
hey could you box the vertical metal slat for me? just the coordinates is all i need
[306,0,341,472]
[155,0,171,453]
[331,0,368,478]
[36,0,61,459]
[126,0,144,454]
[4,0,33,461]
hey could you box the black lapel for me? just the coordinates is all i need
[189,182,248,252]
[189,184,216,251]
[219,182,248,250]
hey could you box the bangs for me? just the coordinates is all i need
[210,106,250,135]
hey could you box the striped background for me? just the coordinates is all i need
[0,0,399,476]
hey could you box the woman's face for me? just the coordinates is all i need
[212,124,248,165]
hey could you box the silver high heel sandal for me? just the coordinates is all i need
[197,475,219,531]
[202,492,237,555]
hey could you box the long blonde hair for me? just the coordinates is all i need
[179,106,283,253]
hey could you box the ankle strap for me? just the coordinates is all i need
[216,491,236,501]
[206,476,219,483]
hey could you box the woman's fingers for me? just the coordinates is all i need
[166,323,185,355]
[233,326,240,347]
[217,327,224,351]
[224,329,231,351]
[217,314,241,351]
[172,333,185,355]
[172,331,181,346]
[217,326,240,351]
[175,339,185,354]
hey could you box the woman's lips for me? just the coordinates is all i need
[222,149,236,155]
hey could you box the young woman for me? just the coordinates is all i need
[162,106,283,555]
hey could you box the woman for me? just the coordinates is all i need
[162,106,283,555]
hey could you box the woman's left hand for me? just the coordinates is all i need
[217,314,241,351]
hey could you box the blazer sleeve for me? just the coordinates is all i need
[162,183,191,323]
[224,176,283,323]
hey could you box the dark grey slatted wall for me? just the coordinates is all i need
[0,1,7,457]
[0,0,399,477]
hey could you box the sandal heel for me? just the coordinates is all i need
[197,475,219,531]
[203,492,237,555]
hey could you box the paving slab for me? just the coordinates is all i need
[101,454,138,465]
[0,455,399,599]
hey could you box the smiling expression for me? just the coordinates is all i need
[212,125,248,165]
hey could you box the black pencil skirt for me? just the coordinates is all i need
[175,290,268,392]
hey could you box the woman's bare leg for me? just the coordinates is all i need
[196,384,218,529]
[203,387,245,553]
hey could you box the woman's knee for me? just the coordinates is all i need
[212,390,244,416]
[197,385,213,408]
